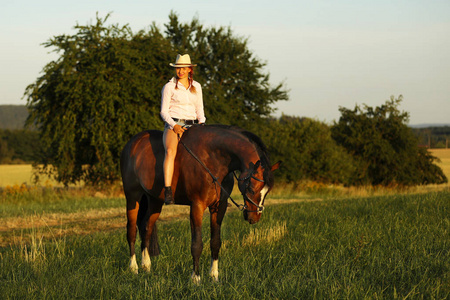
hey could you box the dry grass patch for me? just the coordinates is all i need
[0,205,193,247]
[242,221,288,246]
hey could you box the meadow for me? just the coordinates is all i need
[0,150,449,299]
[1,189,449,299]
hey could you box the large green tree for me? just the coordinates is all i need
[331,96,447,186]
[25,13,288,185]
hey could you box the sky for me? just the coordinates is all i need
[1,0,449,125]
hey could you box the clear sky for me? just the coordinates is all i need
[1,0,449,125]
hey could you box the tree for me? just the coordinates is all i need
[25,13,288,185]
[26,14,174,185]
[331,96,447,186]
[258,116,356,184]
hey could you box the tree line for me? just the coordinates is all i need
[413,126,450,148]
[11,13,447,187]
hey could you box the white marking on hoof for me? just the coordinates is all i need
[210,259,219,282]
[141,248,151,272]
[191,272,201,285]
[129,254,138,274]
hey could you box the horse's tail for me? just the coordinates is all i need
[149,223,160,256]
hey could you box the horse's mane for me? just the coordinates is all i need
[206,124,274,186]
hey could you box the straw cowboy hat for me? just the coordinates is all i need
[169,54,197,67]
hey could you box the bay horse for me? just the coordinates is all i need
[120,124,280,282]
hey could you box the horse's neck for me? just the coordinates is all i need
[229,143,260,173]
[185,128,260,173]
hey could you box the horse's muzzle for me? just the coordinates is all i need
[243,210,249,221]
[243,210,258,224]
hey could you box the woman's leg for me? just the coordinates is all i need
[162,128,179,204]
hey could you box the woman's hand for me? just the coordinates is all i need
[173,124,186,136]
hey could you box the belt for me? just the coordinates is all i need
[172,118,198,125]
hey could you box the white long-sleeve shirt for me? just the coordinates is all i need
[160,77,206,129]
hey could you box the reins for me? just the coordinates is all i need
[179,138,264,213]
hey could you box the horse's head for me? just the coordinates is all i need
[238,160,281,224]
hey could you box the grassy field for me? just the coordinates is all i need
[0,150,449,298]
[1,189,449,299]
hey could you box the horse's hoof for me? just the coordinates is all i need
[191,272,201,285]
[141,260,151,273]
[142,265,151,273]
[210,259,219,282]
[141,249,151,272]
[129,265,138,274]
[129,255,139,274]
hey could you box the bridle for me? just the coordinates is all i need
[233,166,266,213]
[179,139,266,213]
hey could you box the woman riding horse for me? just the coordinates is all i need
[160,54,206,205]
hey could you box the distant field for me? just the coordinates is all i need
[430,149,450,180]
[0,165,63,187]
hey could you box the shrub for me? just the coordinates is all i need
[258,116,356,184]
[331,96,447,186]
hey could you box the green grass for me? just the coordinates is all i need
[1,191,449,299]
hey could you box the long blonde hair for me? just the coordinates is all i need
[175,68,197,93]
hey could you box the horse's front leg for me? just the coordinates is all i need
[209,198,228,282]
[190,203,206,284]
[141,200,162,272]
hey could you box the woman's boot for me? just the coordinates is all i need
[164,186,174,205]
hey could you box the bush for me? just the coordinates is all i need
[258,116,356,184]
[331,96,447,186]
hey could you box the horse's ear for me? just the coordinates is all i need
[271,161,282,172]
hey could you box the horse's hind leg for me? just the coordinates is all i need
[209,173,232,281]
[140,196,163,272]
[126,200,140,274]
[208,202,227,282]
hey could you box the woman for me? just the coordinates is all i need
[160,54,206,204]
